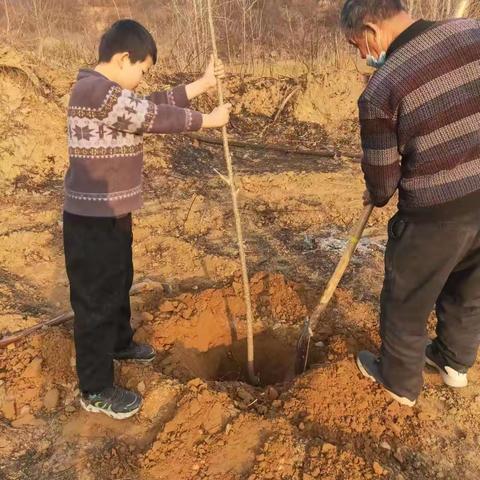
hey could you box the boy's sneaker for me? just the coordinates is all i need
[425,342,468,388]
[80,386,142,420]
[356,351,417,407]
[113,341,156,363]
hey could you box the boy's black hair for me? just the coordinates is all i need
[99,19,157,65]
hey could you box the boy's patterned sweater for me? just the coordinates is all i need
[65,69,203,217]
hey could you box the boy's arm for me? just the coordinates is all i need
[147,57,224,107]
[104,86,203,134]
[359,99,401,207]
[146,85,191,109]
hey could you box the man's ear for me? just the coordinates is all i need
[364,22,381,38]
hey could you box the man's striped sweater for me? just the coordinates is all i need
[359,18,480,219]
[64,69,203,217]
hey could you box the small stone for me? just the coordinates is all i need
[65,405,76,413]
[43,388,60,410]
[6,343,15,351]
[272,400,282,408]
[187,378,205,389]
[2,400,16,420]
[265,386,279,401]
[137,381,146,394]
[394,448,406,464]
[373,461,386,475]
[37,439,51,453]
[141,386,178,421]
[20,405,30,416]
[322,442,337,453]
[309,446,321,457]
[255,404,268,415]
[314,341,325,348]
[380,441,391,451]
[389,423,402,436]
[22,357,42,378]
[141,312,154,322]
[160,301,176,313]
[237,387,255,404]
[298,422,305,431]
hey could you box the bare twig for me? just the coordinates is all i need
[111,0,121,19]
[183,194,199,230]
[206,0,259,386]
[3,0,10,35]
[0,279,163,348]
[261,86,301,136]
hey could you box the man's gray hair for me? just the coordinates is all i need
[340,0,408,36]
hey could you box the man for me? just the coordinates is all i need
[340,0,480,406]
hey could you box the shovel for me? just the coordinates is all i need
[295,203,374,374]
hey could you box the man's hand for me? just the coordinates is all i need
[363,189,374,206]
[201,55,226,90]
[202,103,232,129]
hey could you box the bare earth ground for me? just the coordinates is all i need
[0,49,479,480]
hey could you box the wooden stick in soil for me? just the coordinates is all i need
[185,132,362,160]
[206,0,259,385]
[0,279,163,349]
[261,86,301,136]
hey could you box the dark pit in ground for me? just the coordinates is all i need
[161,328,324,386]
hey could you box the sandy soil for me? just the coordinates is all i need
[0,48,479,480]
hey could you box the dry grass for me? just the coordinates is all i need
[0,0,479,72]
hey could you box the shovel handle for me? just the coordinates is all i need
[310,204,374,328]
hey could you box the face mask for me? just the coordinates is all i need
[365,31,387,69]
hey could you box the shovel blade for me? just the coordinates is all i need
[295,318,312,375]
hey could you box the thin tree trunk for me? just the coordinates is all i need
[223,2,232,64]
[455,0,470,17]
[206,0,259,386]
[3,0,10,34]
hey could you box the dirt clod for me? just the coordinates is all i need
[43,388,60,410]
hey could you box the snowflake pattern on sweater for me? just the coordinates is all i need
[64,69,203,217]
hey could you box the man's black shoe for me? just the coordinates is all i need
[356,350,417,407]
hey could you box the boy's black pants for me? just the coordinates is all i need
[379,208,480,400]
[63,211,134,394]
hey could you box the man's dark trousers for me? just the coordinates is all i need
[379,208,480,400]
[63,211,134,394]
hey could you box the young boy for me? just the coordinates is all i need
[63,19,231,419]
